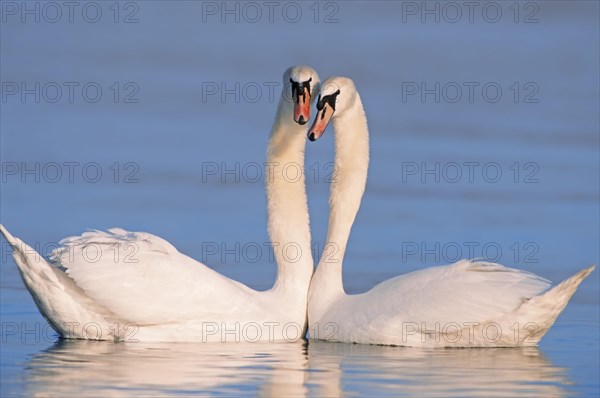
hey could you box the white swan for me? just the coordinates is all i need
[306,76,595,347]
[0,65,321,343]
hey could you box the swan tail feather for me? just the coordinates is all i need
[1,224,60,285]
[0,225,112,339]
[516,265,595,345]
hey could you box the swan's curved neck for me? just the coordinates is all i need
[309,95,369,309]
[267,95,314,298]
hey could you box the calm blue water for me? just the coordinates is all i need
[1,1,599,397]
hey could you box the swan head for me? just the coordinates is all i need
[284,65,320,125]
[307,77,357,142]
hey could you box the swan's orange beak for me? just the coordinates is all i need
[308,102,334,142]
[293,87,311,125]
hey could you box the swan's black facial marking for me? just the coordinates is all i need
[316,89,341,112]
[290,77,312,103]
[308,89,340,141]
[290,77,313,125]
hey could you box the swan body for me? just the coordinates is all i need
[1,65,321,343]
[306,77,595,347]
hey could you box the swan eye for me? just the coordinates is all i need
[302,78,312,93]
[319,90,341,111]
[290,80,298,98]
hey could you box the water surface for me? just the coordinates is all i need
[1,1,598,397]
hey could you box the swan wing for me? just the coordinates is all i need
[51,229,254,325]
[359,260,551,330]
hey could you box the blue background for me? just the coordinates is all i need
[1,1,598,396]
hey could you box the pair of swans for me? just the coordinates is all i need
[1,65,593,346]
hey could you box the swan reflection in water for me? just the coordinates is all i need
[307,342,569,397]
[25,340,309,397]
[24,339,569,397]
